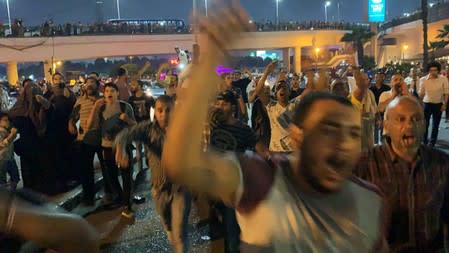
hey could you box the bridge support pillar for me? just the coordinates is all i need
[7,61,19,86]
[294,46,302,74]
[283,48,291,72]
[43,60,53,81]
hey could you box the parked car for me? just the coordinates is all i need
[142,82,165,98]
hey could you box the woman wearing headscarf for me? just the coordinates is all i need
[9,79,51,192]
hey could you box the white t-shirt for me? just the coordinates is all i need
[266,102,296,152]
[419,75,449,103]
[234,153,386,253]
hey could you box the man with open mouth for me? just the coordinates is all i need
[162,2,388,252]
[355,96,449,252]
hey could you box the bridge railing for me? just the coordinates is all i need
[0,21,365,38]
[379,1,449,31]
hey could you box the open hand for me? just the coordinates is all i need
[119,113,128,122]
[115,147,129,169]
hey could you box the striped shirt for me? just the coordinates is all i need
[354,139,449,252]
[114,120,167,189]
[71,96,97,141]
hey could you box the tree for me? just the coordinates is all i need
[421,0,429,69]
[340,26,375,68]
[429,40,449,59]
[436,24,449,42]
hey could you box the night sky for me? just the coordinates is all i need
[0,0,422,26]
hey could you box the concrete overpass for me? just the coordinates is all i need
[0,30,348,83]
[377,2,449,66]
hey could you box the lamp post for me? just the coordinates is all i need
[204,0,208,16]
[402,44,409,61]
[275,0,279,29]
[6,0,12,35]
[315,47,321,70]
[325,1,331,22]
[116,0,121,19]
[337,2,341,22]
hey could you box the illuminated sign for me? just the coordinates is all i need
[368,0,385,22]
[250,51,279,60]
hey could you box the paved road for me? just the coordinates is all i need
[79,170,221,253]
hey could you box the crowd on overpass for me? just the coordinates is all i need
[3,1,449,253]
[0,19,365,38]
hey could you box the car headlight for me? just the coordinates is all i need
[145,89,153,97]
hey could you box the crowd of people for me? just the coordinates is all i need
[0,19,366,38]
[2,1,449,253]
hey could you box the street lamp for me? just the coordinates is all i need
[5,0,12,35]
[275,0,280,29]
[315,47,321,69]
[402,44,409,61]
[116,0,121,19]
[337,2,341,22]
[204,0,208,17]
[324,1,331,23]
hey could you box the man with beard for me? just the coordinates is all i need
[355,96,449,253]
[128,79,155,171]
[349,69,378,150]
[207,90,268,252]
[255,61,300,152]
[115,96,191,253]
[221,72,248,123]
[249,85,271,149]
[68,77,101,205]
[46,72,77,193]
[162,2,388,252]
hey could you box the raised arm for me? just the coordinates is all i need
[115,120,152,168]
[162,1,253,203]
[156,63,171,88]
[256,61,277,96]
[136,61,152,79]
[0,192,99,253]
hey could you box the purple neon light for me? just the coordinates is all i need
[216,65,233,75]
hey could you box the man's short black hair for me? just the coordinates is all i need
[89,71,99,78]
[117,67,127,77]
[216,90,238,107]
[427,61,442,73]
[292,92,353,127]
[85,76,100,87]
[22,78,33,86]
[52,72,64,79]
[104,82,119,91]
[136,80,144,87]
[155,95,174,105]
[0,111,9,120]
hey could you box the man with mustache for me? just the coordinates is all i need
[355,96,449,252]
[162,1,388,252]
[68,77,101,206]
[254,61,298,152]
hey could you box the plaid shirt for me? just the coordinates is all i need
[354,140,449,252]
